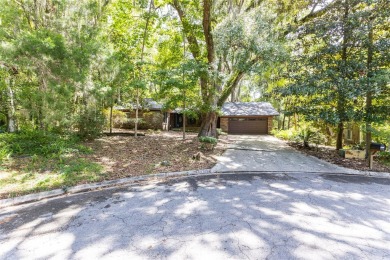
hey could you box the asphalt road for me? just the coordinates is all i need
[1,172,390,259]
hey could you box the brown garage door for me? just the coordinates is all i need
[228,118,268,135]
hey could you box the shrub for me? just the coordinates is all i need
[0,142,11,163]
[199,136,218,151]
[0,130,90,158]
[273,126,325,148]
[143,112,164,130]
[272,129,299,141]
[103,109,128,129]
[216,128,227,136]
[296,124,326,148]
[76,108,105,139]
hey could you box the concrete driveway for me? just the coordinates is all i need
[1,172,390,259]
[212,135,352,173]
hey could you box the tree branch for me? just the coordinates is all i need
[203,0,214,64]
[171,0,201,60]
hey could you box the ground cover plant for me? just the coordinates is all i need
[0,131,104,198]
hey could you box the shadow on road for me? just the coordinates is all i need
[1,172,390,259]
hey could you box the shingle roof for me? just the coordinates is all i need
[221,102,279,116]
[143,98,163,110]
[114,98,163,111]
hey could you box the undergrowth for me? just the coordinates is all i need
[0,131,104,198]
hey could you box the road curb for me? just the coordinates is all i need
[1,168,389,209]
[0,169,211,208]
[211,169,390,178]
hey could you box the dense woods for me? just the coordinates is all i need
[0,0,389,148]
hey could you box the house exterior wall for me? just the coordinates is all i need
[220,117,229,132]
[122,110,164,130]
[344,124,361,145]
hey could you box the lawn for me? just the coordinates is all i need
[0,131,227,199]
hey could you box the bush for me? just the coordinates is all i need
[76,108,105,139]
[273,126,326,148]
[296,124,326,148]
[199,136,218,151]
[0,142,11,163]
[216,128,227,136]
[0,130,91,158]
[272,129,299,141]
[103,109,128,129]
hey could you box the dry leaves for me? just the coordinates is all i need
[289,142,390,172]
[83,131,227,179]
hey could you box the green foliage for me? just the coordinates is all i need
[272,129,299,141]
[270,0,390,149]
[296,125,326,148]
[0,142,11,163]
[76,108,105,139]
[199,136,218,151]
[199,136,218,144]
[371,123,390,149]
[0,130,104,197]
[103,109,127,128]
[0,131,91,158]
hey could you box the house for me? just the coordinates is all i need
[116,99,279,134]
[344,123,363,145]
[218,102,279,135]
[115,98,165,130]
[166,108,201,130]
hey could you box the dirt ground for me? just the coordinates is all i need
[83,131,230,179]
[289,142,390,172]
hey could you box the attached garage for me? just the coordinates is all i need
[228,118,268,135]
[220,102,279,135]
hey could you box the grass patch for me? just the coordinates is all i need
[0,131,103,199]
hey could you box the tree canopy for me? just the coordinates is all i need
[0,0,388,148]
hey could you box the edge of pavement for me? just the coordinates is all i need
[1,166,390,209]
[0,169,211,209]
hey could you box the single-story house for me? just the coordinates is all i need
[115,99,279,134]
[219,102,279,135]
[115,99,200,130]
[344,123,363,145]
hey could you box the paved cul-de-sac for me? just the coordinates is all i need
[1,136,390,259]
[1,172,390,259]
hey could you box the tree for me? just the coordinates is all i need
[170,0,284,137]
[108,0,158,136]
[0,0,112,137]
[276,0,383,150]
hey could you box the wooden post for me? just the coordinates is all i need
[369,151,376,170]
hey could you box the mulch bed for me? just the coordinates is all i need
[83,131,230,179]
[288,142,390,172]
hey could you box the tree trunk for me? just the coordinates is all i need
[183,91,186,140]
[198,111,218,137]
[336,0,349,151]
[287,116,291,129]
[293,113,298,130]
[135,0,153,137]
[109,104,113,134]
[336,122,344,150]
[135,87,139,137]
[365,21,374,164]
[6,77,16,133]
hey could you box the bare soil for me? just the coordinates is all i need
[83,131,230,178]
[289,142,390,172]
